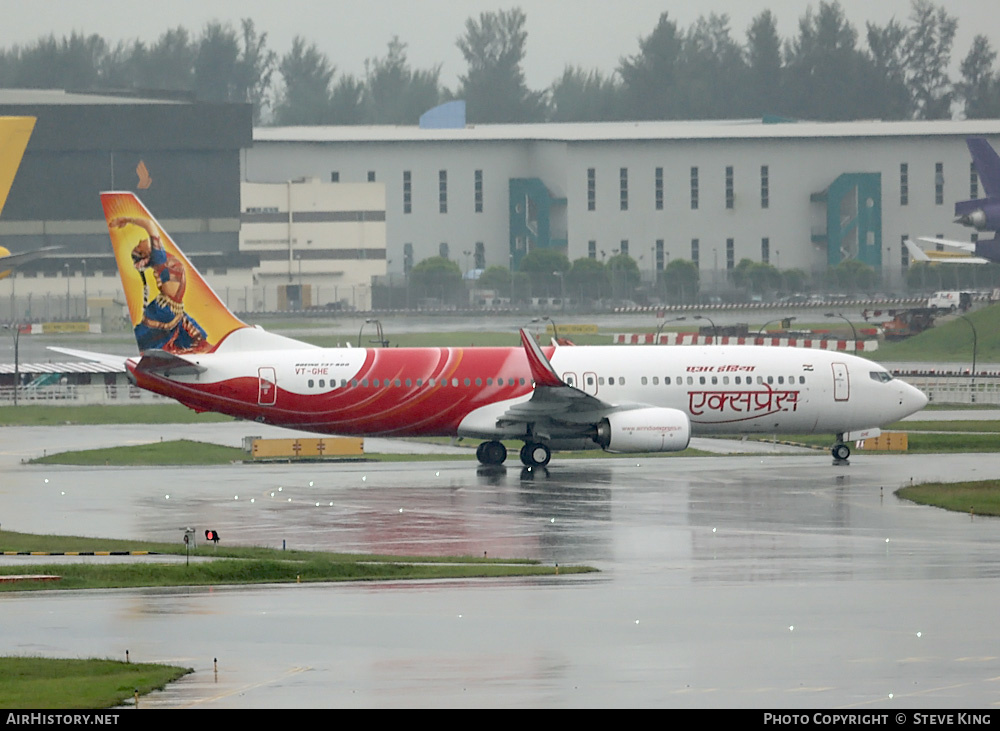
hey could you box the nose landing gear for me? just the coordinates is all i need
[832,436,850,465]
[519,442,551,468]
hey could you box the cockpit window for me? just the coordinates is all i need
[869,371,893,383]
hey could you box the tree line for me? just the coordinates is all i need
[393,248,1000,310]
[2,1,999,125]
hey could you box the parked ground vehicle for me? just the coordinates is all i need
[927,291,972,311]
[882,308,938,340]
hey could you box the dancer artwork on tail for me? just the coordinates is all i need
[101,194,248,354]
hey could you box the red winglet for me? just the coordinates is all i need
[519,328,564,387]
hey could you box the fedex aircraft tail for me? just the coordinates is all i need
[967,137,1000,199]
[953,138,1000,261]
[100,192,249,355]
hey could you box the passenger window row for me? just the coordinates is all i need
[587,375,809,387]
[305,376,528,390]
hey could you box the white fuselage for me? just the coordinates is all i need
[139,337,928,442]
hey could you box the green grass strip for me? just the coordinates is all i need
[0,656,190,710]
[0,529,595,593]
[750,432,1000,453]
[0,558,586,592]
[896,480,1000,516]
[0,404,232,426]
[30,439,245,466]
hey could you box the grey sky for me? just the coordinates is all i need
[0,1,994,90]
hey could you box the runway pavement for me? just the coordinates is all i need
[3,422,1000,708]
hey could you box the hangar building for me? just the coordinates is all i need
[247,119,1000,295]
[0,88,253,321]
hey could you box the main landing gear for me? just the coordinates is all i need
[475,440,552,467]
[519,442,551,468]
[832,435,850,465]
[476,440,507,466]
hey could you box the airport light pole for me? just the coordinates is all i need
[694,314,718,344]
[758,316,796,336]
[825,312,857,353]
[295,254,303,310]
[509,254,515,306]
[958,313,978,402]
[81,259,88,320]
[545,315,559,342]
[3,323,20,406]
[655,316,685,344]
[358,318,388,348]
[531,316,560,343]
[553,271,566,311]
[386,260,393,311]
[64,263,70,320]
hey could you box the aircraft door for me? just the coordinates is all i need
[583,371,598,395]
[258,367,277,406]
[562,372,578,388]
[831,362,849,402]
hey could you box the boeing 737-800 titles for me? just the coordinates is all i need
[55,192,928,467]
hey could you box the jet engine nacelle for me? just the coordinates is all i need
[955,201,1000,232]
[594,407,691,453]
[957,209,990,231]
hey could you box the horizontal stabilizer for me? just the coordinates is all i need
[0,246,63,272]
[47,346,129,370]
[905,238,991,265]
[916,236,975,253]
[135,349,206,375]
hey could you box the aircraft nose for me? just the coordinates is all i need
[900,382,929,416]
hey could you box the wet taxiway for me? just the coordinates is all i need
[3,424,1000,708]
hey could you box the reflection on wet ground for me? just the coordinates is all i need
[5,426,1000,707]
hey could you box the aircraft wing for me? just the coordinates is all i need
[497,329,644,432]
[905,238,991,264]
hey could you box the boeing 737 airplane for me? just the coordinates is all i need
[907,136,1000,264]
[55,192,928,467]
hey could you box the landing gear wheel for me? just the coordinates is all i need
[520,442,551,468]
[476,440,507,466]
[832,443,850,461]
